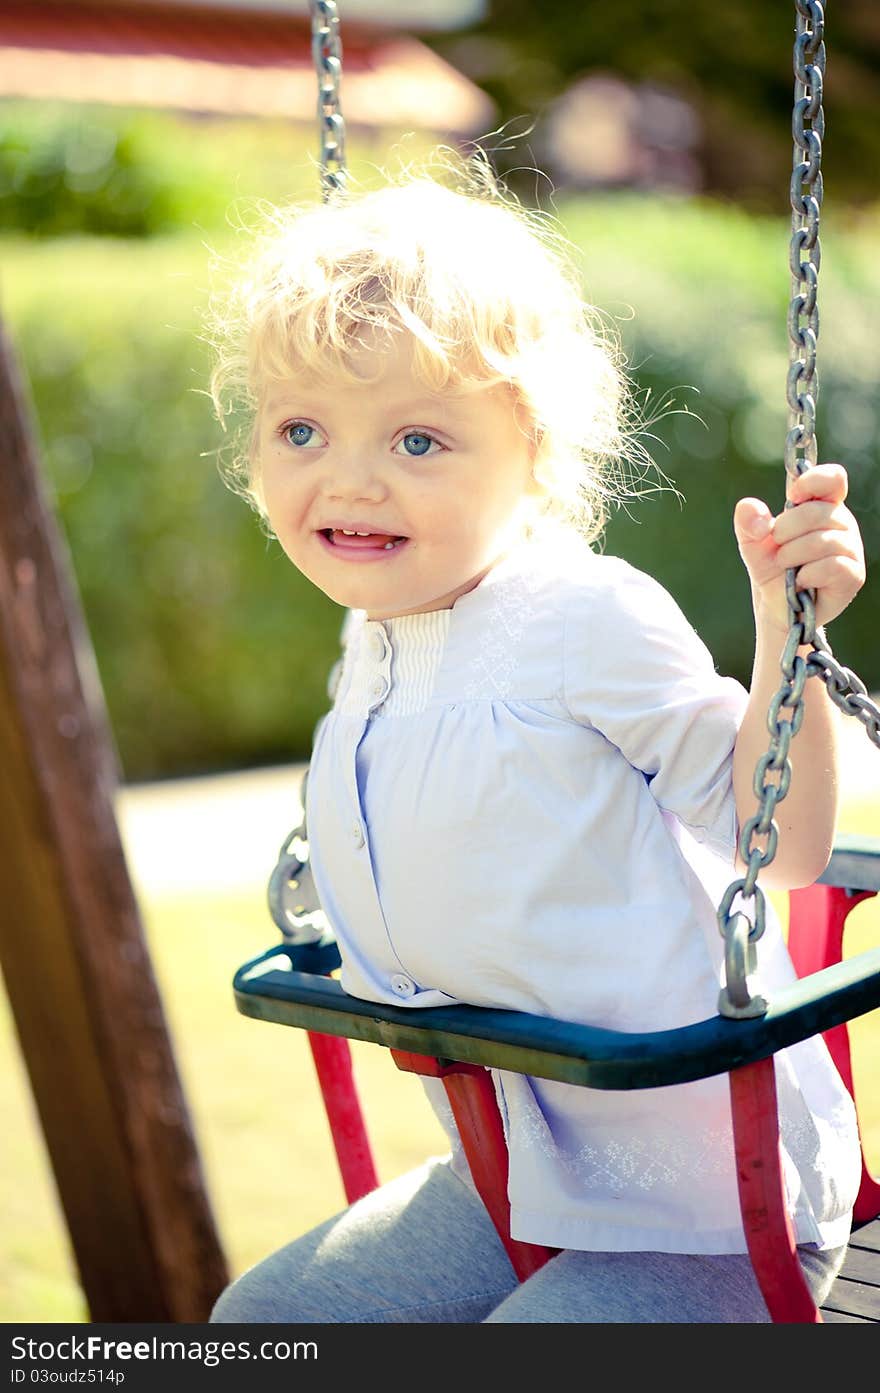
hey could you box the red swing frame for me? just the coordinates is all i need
[294,875,879,1324]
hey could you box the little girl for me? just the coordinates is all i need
[208,153,867,1323]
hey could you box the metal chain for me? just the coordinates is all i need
[264,6,347,938]
[309,0,347,200]
[718,0,880,1019]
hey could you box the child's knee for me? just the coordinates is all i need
[210,1246,318,1324]
[210,1264,280,1323]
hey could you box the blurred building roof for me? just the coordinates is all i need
[0,0,493,133]
[113,0,488,28]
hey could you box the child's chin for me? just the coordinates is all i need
[324,579,399,613]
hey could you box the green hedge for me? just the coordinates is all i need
[561,194,880,693]
[2,197,877,780]
[0,100,435,238]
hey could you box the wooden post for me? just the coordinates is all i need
[0,318,229,1321]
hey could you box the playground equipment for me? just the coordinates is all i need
[234,1,880,1323]
[0,325,228,1322]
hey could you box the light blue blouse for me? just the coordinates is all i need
[305,528,860,1253]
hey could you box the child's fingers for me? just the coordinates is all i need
[772,525,864,575]
[733,497,775,546]
[736,464,864,630]
[773,513,865,628]
[732,498,779,588]
[786,461,848,506]
[790,555,866,596]
[771,499,854,546]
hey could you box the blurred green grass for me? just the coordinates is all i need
[0,880,451,1324]
[1,789,877,1324]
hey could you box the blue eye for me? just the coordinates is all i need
[399,432,436,457]
[285,422,319,447]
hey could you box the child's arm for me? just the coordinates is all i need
[731,463,866,889]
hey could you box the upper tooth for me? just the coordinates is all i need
[339,529,372,536]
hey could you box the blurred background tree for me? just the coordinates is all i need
[428,0,880,208]
[1,1,877,781]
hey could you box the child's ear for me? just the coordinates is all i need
[512,394,541,457]
[245,438,267,516]
[526,428,550,493]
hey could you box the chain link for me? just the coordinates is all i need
[309,0,347,199]
[784,0,825,491]
[718,1,880,1018]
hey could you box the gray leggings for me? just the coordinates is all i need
[211,1157,846,1324]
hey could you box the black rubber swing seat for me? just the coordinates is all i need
[235,834,880,1092]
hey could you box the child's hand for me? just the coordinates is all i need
[733,463,866,635]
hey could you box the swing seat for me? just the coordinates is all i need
[234,831,880,1323]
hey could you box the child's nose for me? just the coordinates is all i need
[323,454,387,502]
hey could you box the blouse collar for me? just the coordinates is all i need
[336,534,540,717]
[372,530,541,631]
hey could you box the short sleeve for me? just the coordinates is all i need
[562,559,748,857]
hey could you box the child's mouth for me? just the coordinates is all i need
[318,528,409,559]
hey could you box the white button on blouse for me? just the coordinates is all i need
[390,974,417,999]
[305,528,861,1255]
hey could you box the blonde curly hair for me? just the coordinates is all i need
[206,147,648,544]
